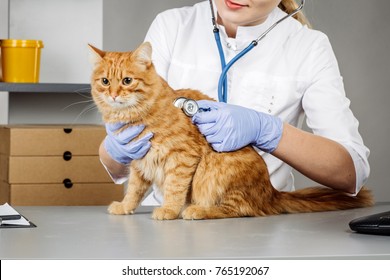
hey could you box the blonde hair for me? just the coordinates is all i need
[278,0,311,28]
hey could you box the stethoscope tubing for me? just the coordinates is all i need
[217,40,256,103]
[210,0,305,103]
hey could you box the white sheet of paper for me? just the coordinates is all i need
[0,203,30,226]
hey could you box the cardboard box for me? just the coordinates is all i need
[0,125,106,156]
[5,156,113,184]
[6,182,123,206]
[0,181,10,204]
[0,125,124,206]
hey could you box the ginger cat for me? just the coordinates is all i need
[89,42,374,220]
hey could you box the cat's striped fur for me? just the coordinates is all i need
[89,42,373,220]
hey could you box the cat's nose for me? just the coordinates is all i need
[110,92,119,100]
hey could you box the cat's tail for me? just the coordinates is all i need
[272,186,374,214]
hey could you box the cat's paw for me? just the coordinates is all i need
[107,201,134,215]
[182,205,207,220]
[152,207,180,220]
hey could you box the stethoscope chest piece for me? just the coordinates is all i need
[173,97,187,109]
[173,97,199,117]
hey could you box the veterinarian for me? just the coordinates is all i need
[99,0,370,204]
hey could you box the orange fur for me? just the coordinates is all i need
[89,42,374,220]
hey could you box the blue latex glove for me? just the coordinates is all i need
[192,100,283,153]
[104,123,153,164]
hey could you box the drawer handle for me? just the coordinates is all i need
[63,151,72,161]
[63,179,73,189]
[63,128,73,134]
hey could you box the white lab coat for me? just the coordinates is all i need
[113,1,370,205]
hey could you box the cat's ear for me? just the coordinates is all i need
[88,44,106,66]
[132,42,152,68]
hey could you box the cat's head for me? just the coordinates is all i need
[89,42,158,123]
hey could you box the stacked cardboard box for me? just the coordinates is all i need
[0,125,124,206]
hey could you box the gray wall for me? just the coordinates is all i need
[103,0,199,50]
[0,0,8,39]
[8,0,103,83]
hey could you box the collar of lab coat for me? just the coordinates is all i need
[214,7,287,51]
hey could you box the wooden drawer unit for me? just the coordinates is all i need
[0,125,123,206]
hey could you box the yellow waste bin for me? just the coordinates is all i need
[0,39,44,83]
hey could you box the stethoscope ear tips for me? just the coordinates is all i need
[173,97,199,117]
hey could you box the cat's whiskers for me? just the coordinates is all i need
[62,85,95,111]
[69,102,99,125]
[61,99,95,111]
[73,86,92,99]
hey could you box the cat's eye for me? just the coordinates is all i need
[101,78,110,86]
[122,77,132,85]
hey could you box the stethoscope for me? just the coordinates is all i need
[174,0,306,116]
[209,0,305,103]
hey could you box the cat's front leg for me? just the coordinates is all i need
[152,175,192,220]
[108,166,151,215]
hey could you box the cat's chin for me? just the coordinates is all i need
[102,108,142,124]
[108,102,130,109]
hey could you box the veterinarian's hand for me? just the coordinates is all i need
[192,100,283,153]
[104,123,153,164]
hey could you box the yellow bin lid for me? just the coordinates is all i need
[0,39,44,48]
